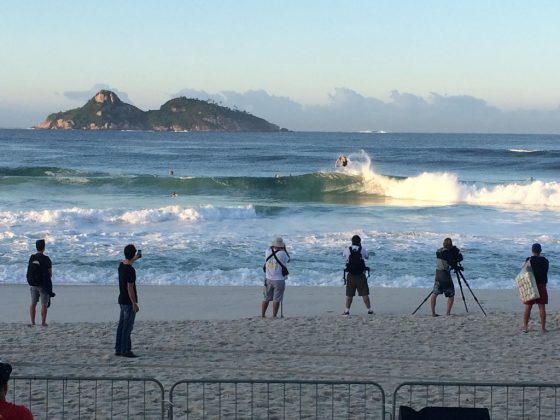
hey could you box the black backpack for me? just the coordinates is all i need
[26,255,44,287]
[346,246,367,275]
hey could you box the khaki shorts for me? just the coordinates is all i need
[263,279,285,302]
[30,286,49,306]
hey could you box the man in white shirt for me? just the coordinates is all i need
[343,235,373,315]
[261,237,290,318]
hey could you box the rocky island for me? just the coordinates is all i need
[35,90,285,132]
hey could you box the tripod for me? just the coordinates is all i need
[412,264,486,316]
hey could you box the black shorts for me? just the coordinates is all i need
[433,270,455,297]
[346,273,369,297]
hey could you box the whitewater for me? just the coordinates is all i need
[0,130,558,289]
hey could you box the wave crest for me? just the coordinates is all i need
[0,205,258,227]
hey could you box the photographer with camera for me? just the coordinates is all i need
[431,237,463,317]
[342,235,373,316]
[261,237,290,318]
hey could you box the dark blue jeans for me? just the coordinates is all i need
[115,304,136,354]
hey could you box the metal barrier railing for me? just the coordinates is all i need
[169,379,386,419]
[10,376,166,419]
[393,381,560,419]
[11,376,560,419]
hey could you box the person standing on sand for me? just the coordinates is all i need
[431,238,463,317]
[343,235,373,315]
[522,243,549,333]
[261,237,290,318]
[0,361,34,419]
[27,239,54,326]
[115,244,141,358]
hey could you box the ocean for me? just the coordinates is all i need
[0,129,558,289]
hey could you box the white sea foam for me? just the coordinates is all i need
[340,150,560,208]
[509,148,537,153]
[0,204,258,227]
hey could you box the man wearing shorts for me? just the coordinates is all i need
[343,235,373,315]
[522,243,549,333]
[28,239,52,326]
[431,237,462,317]
[261,237,290,318]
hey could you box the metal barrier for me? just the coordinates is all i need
[393,381,560,419]
[169,379,386,419]
[10,376,166,419]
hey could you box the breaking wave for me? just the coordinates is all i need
[2,155,560,208]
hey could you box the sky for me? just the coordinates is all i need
[1,0,559,132]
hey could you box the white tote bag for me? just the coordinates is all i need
[515,260,540,303]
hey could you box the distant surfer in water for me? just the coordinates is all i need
[336,155,349,167]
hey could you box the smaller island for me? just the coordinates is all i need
[35,90,286,132]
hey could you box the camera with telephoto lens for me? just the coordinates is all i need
[436,246,463,270]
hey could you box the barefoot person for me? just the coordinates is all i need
[522,243,549,333]
[431,238,463,317]
[27,239,54,326]
[115,244,141,358]
[0,361,34,419]
[261,237,290,318]
[343,235,373,315]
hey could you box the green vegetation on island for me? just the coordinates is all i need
[35,90,284,132]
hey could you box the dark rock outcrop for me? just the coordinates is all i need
[36,90,283,132]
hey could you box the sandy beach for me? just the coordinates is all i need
[1,285,559,417]
[2,285,559,382]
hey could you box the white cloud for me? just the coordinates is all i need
[63,84,132,104]
[2,87,559,133]
[170,87,560,133]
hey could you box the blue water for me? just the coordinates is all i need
[0,129,558,289]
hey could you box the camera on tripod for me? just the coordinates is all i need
[412,244,487,316]
[454,263,465,272]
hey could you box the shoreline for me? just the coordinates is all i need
[1,284,558,323]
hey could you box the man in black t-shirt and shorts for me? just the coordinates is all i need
[28,239,53,326]
[522,243,549,333]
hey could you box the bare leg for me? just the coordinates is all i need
[261,301,269,318]
[272,302,280,318]
[362,295,371,310]
[430,294,438,316]
[345,296,353,313]
[522,304,532,332]
[30,304,36,325]
[446,297,454,316]
[538,304,547,332]
[41,304,48,326]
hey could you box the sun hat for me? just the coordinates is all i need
[271,237,286,248]
[532,243,542,253]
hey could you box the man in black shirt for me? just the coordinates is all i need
[115,244,141,358]
[431,238,463,317]
[28,239,53,326]
[522,243,549,333]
